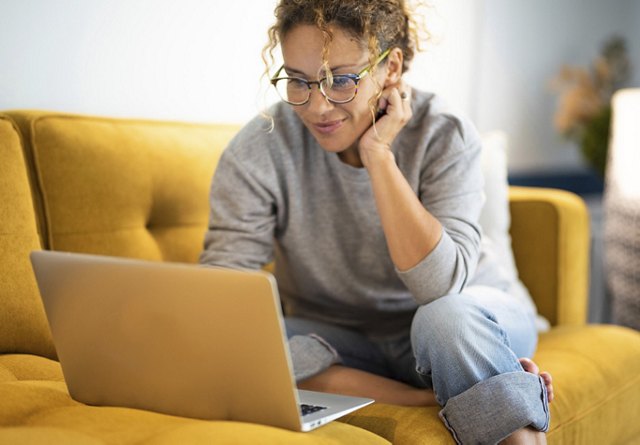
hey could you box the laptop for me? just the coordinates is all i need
[30,250,373,432]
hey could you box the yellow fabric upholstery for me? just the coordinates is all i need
[1,110,639,444]
[536,325,640,444]
[0,356,389,445]
[10,111,240,263]
[340,404,452,444]
[509,187,590,326]
[0,115,55,359]
[0,355,388,445]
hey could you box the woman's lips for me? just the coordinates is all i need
[313,119,345,135]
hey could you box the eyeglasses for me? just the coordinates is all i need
[270,49,390,106]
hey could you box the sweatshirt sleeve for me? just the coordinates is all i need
[199,146,277,270]
[396,117,484,305]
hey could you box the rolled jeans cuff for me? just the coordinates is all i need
[289,334,341,382]
[439,371,550,445]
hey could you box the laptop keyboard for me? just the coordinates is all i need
[300,403,328,416]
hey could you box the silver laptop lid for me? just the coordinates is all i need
[31,250,303,430]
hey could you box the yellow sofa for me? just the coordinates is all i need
[1,111,639,444]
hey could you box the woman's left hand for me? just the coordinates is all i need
[358,82,412,168]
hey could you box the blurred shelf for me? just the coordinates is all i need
[508,169,604,195]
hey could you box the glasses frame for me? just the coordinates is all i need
[270,48,391,106]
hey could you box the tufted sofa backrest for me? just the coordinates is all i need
[0,115,56,358]
[1,111,240,358]
[8,111,240,263]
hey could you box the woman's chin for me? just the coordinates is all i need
[318,141,349,153]
[315,141,361,166]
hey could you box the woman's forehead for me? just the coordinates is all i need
[281,24,367,70]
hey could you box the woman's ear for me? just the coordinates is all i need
[383,48,404,87]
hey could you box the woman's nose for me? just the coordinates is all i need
[306,85,334,113]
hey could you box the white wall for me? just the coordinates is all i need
[0,0,278,123]
[0,0,477,123]
[0,0,637,173]
[404,0,480,117]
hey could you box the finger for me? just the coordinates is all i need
[387,87,403,110]
[376,95,389,114]
[400,83,411,103]
[385,87,411,122]
[377,81,409,113]
[398,83,412,117]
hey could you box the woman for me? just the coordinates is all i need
[200,1,552,443]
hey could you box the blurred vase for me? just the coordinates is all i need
[603,88,640,330]
[580,106,611,178]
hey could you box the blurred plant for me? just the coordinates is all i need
[550,36,631,177]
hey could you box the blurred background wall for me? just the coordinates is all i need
[474,0,639,173]
[1,0,638,174]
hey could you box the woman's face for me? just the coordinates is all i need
[280,25,387,157]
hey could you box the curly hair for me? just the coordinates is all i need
[262,0,429,82]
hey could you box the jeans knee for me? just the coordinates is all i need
[412,294,483,342]
[411,293,507,368]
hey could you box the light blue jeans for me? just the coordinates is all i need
[285,285,550,445]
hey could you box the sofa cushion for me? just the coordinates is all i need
[0,115,56,359]
[340,404,452,444]
[12,112,240,263]
[537,325,640,444]
[0,355,389,445]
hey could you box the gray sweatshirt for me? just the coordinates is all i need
[200,90,538,334]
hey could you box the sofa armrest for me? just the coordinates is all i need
[509,186,590,327]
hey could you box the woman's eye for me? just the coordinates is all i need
[330,76,354,90]
[288,78,308,89]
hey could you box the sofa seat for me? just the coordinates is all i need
[340,404,452,444]
[0,355,390,445]
[2,323,639,445]
[535,325,640,444]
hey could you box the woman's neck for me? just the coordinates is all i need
[337,145,364,168]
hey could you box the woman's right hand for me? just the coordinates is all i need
[357,82,412,169]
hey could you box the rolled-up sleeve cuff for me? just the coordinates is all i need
[395,232,461,305]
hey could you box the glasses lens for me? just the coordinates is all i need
[321,75,357,103]
[274,78,309,105]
